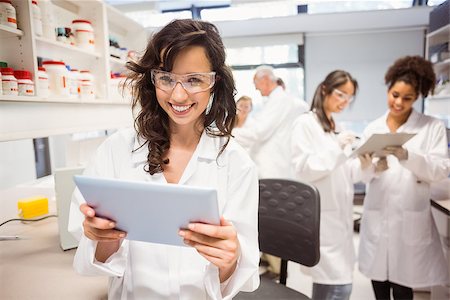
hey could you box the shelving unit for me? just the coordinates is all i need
[0,0,147,142]
[424,24,450,121]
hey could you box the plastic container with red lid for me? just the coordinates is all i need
[72,19,95,51]
[1,67,18,96]
[14,70,34,96]
[42,60,69,97]
[0,0,17,29]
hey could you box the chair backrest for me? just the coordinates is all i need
[258,178,320,267]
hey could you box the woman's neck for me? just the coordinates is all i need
[170,123,203,149]
[387,110,411,132]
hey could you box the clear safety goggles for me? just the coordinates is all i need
[333,88,354,103]
[151,69,216,94]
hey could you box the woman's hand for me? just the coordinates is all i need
[79,203,127,262]
[375,157,389,173]
[358,153,373,170]
[382,146,408,161]
[179,217,240,283]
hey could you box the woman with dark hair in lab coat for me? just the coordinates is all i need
[68,19,260,299]
[358,56,449,300]
[291,70,370,300]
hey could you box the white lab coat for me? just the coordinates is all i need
[233,86,309,179]
[291,112,362,284]
[358,109,449,288]
[68,128,260,300]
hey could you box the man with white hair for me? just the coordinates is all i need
[234,65,308,179]
[233,65,308,277]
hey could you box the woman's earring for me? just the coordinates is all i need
[205,93,214,115]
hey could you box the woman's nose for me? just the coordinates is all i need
[171,82,189,102]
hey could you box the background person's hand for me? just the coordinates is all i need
[374,157,389,173]
[382,146,408,161]
[80,203,126,242]
[337,131,357,149]
[358,153,373,170]
[179,217,240,283]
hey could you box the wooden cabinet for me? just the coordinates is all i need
[0,0,147,141]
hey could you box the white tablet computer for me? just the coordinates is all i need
[351,132,416,157]
[73,175,220,247]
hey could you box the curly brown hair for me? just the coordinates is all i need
[126,19,236,175]
[385,55,436,98]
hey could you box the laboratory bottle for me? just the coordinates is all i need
[14,70,34,96]
[42,61,69,97]
[0,0,17,28]
[0,67,18,96]
[32,1,43,36]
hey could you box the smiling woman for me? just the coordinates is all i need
[69,19,260,300]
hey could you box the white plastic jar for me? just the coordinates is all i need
[37,67,49,98]
[0,0,17,28]
[14,70,34,96]
[32,1,43,36]
[0,67,18,96]
[79,70,94,100]
[68,68,79,97]
[72,20,95,51]
[42,60,69,97]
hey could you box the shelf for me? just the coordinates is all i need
[109,56,127,66]
[0,95,129,105]
[427,24,450,39]
[0,99,133,142]
[433,58,450,71]
[427,24,450,46]
[0,24,23,38]
[426,94,450,101]
[35,37,102,58]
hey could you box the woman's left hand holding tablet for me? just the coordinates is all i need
[179,217,240,283]
[80,203,126,242]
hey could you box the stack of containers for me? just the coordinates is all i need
[72,20,95,52]
[79,70,94,100]
[31,0,43,36]
[42,60,69,97]
[37,67,49,98]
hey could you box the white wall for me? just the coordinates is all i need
[305,28,426,123]
[0,140,36,189]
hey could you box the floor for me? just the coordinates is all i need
[282,233,431,300]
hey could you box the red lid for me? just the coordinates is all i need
[38,67,46,71]
[71,69,78,72]
[80,70,90,73]
[0,67,14,75]
[14,70,32,80]
[42,61,66,66]
[32,1,38,5]
[72,19,92,24]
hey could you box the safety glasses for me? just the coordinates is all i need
[151,69,216,94]
[333,88,354,103]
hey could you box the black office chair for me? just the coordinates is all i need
[235,178,320,299]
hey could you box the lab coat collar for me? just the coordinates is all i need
[268,86,285,100]
[130,129,218,165]
[382,108,420,132]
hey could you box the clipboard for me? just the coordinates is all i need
[351,133,416,157]
[74,175,220,247]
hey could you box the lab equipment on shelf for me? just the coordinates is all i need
[0,67,18,96]
[37,67,49,98]
[42,60,69,97]
[72,19,95,51]
[32,0,43,36]
[0,0,17,29]
[14,70,34,96]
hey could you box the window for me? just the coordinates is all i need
[227,44,304,111]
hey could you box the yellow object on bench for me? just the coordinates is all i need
[18,196,49,219]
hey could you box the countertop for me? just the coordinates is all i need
[0,216,107,300]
